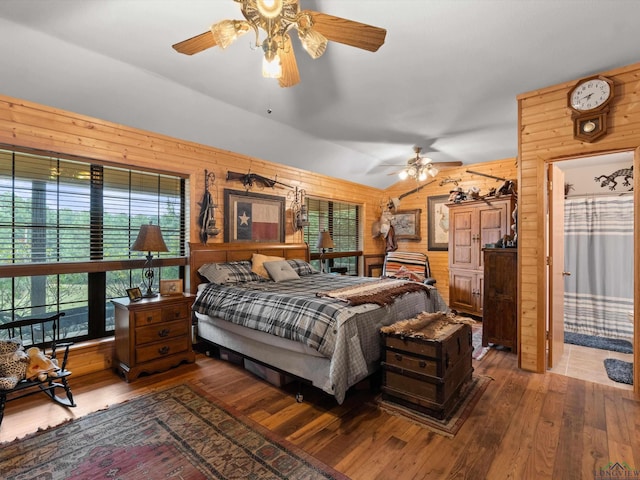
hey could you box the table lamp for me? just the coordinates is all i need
[131,223,169,298]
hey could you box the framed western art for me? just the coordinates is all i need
[160,279,183,296]
[224,189,285,243]
[391,209,421,241]
[427,195,450,251]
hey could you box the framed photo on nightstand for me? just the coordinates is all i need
[160,279,183,296]
[126,287,142,302]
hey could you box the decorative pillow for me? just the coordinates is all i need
[198,261,263,285]
[286,259,318,276]
[263,260,300,282]
[391,265,424,282]
[251,253,285,279]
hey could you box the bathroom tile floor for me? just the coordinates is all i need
[548,343,633,390]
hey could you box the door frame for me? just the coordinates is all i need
[544,148,639,393]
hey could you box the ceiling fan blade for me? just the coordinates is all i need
[172,31,217,55]
[278,36,300,88]
[306,11,386,52]
[431,161,463,167]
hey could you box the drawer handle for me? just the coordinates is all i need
[158,328,170,338]
[394,353,402,361]
[146,315,153,322]
[158,346,170,355]
[173,311,180,318]
[418,360,426,368]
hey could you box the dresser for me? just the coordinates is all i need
[447,194,516,316]
[113,294,196,381]
[482,248,518,353]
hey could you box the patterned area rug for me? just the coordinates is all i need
[472,323,491,360]
[0,384,348,480]
[604,358,634,385]
[377,375,492,438]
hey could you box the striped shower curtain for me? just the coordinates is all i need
[564,195,634,340]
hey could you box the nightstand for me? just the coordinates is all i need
[112,294,196,382]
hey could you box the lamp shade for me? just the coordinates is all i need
[316,230,335,250]
[131,224,169,253]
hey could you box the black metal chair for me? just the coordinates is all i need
[0,312,76,427]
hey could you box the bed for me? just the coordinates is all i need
[188,242,448,404]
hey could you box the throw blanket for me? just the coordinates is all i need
[317,278,430,306]
[380,311,477,340]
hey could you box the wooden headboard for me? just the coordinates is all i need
[188,242,310,293]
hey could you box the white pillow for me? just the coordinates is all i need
[263,260,300,282]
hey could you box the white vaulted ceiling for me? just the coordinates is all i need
[0,0,638,188]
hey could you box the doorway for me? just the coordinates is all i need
[547,151,634,390]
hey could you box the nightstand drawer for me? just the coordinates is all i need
[134,309,163,327]
[135,319,189,346]
[136,336,190,364]
[161,304,189,322]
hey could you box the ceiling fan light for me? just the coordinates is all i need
[398,170,409,180]
[211,20,249,49]
[298,28,327,59]
[418,170,428,181]
[262,52,282,78]
[256,0,283,19]
[428,166,439,177]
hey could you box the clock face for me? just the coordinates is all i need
[570,78,612,111]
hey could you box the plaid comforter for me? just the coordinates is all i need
[193,274,386,358]
[193,274,446,403]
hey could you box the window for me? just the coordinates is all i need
[303,198,361,274]
[0,149,187,342]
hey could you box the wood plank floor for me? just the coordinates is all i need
[1,349,638,479]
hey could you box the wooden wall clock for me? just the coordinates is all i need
[567,75,614,142]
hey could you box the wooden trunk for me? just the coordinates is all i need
[381,322,473,419]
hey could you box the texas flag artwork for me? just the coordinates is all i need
[234,200,280,241]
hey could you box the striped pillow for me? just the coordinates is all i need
[383,252,428,283]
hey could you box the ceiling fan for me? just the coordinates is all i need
[389,146,463,181]
[172,0,387,88]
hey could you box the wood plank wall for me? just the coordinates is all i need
[0,94,385,262]
[518,61,640,393]
[384,159,517,306]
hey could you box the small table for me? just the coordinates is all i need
[112,293,196,381]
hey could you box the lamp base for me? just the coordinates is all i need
[142,292,158,298]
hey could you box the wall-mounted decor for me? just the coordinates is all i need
[428,195,450,251]
[391,209,421,241]
[224,189,285,243]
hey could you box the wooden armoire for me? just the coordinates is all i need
[447,194,516,316]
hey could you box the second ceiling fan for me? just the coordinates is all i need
[390,146,463,181]
[172,0,387,87]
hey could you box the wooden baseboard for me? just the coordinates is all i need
[66,337,115,377]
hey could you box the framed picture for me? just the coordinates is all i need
[391,209,421,240]
[224,189,285,243]
[428,195,450,251]
[126,287,142,302]
[160,279,183,296]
